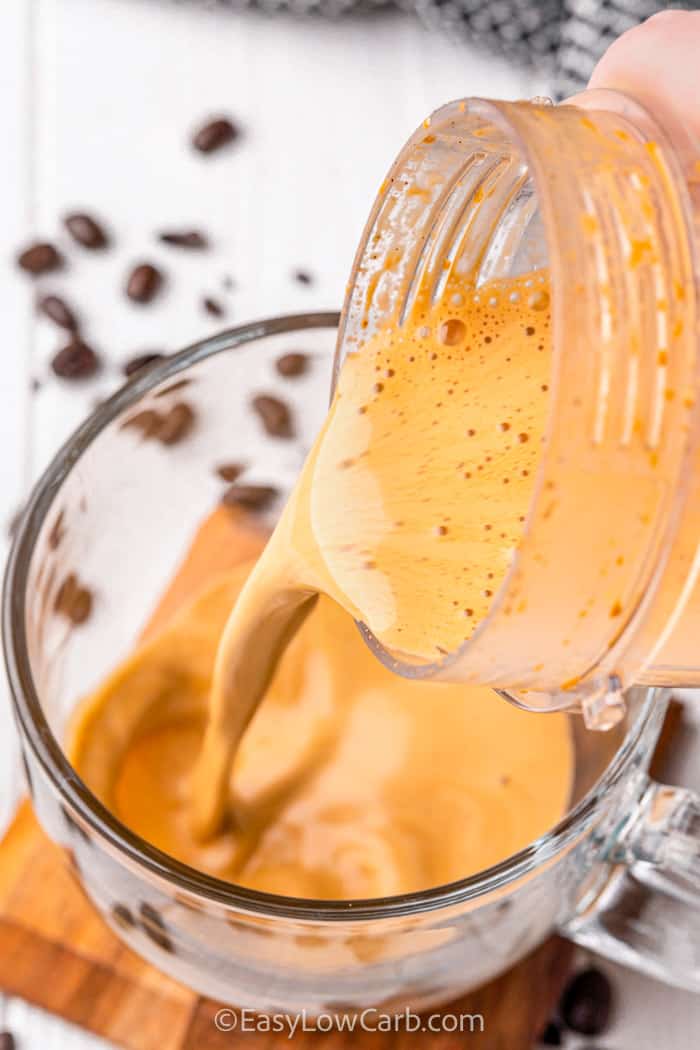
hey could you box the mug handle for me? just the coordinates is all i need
[561,777,700,991]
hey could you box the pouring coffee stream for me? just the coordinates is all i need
[192,264,551,840]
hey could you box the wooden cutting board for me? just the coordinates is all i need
[0,802,574,1050]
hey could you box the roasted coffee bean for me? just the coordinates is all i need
[17,241,63,275]
[139,902,174,953]
[158,402,195,445]
[111,903,136,930]
[222,484,278,512]
[215,462,245,483]
[252,394,294,438]
[539,1019,563,1046]
[560,968,613,1037]
[192,116,239,154]
[293,268,313,286]
[202,296,224,318]
[123,352,165,377]
[121,409,162,440]
[126,263,163,304]
[51,340,100,381]
[38,293,78,331]
[63,212,109,249]
[54,573,93,625]
[158,229,208,249]
[275,351,309,378]
[0,1030,17,1050]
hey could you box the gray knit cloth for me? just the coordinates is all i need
[183,1,694,95]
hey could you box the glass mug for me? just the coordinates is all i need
[3,316,700,1010]
[337,92,700,731]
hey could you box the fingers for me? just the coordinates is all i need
[588,11,700,145]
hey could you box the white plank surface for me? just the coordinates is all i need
[0,0,698,1046]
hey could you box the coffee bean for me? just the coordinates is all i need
[38,293,79,331]
[126,263,163,304]
[51,340,100,381]
[139,902,174,953]
[539,1019,563,1046]
[293,269,313,286]
[54,573,93,625]
[560,968,613,1036]
[111,903,136,930]
[0,1030,17,1050]
[215,462,245,483]
[275,352,309,378]
[63,212,109,250]
[17,241,63,275]
[121,409,162,440]
[158,402,196,446]
[222,484,278,512]
[123,352,165,377]
[158,229,208,249]
[252,394,294,438]
[192,116,239,154]
[202,296,224,318]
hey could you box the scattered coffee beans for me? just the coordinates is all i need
[275,351,309,378]
[38,293,78,331]
[51,340,100,381]
[560,968,613,1037]
[123,352,166,377]
[121,402,195,446]
[54,573,93,626]
[121,409,162,440]
[17,241,63,276]
[192,116,239,154]
[111,903,136,930]
[158,402,195,445]
[252,394,294,438]
[139,902,174,953]
[158,229,208,249]
[63,212,109,250]
[215,462,245,483]
[202,296,224,318]
[126,262,163,304]
[222,484,278,511]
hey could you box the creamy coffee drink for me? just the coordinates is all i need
[71,507,572,899]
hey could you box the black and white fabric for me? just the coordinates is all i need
[179,2,696,94]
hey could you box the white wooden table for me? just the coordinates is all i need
[1,1,699,1045]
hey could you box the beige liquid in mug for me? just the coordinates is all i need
[70,262,574,898]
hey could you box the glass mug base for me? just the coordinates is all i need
[4,315,700,1007]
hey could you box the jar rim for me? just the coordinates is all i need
[2,310,665,923]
